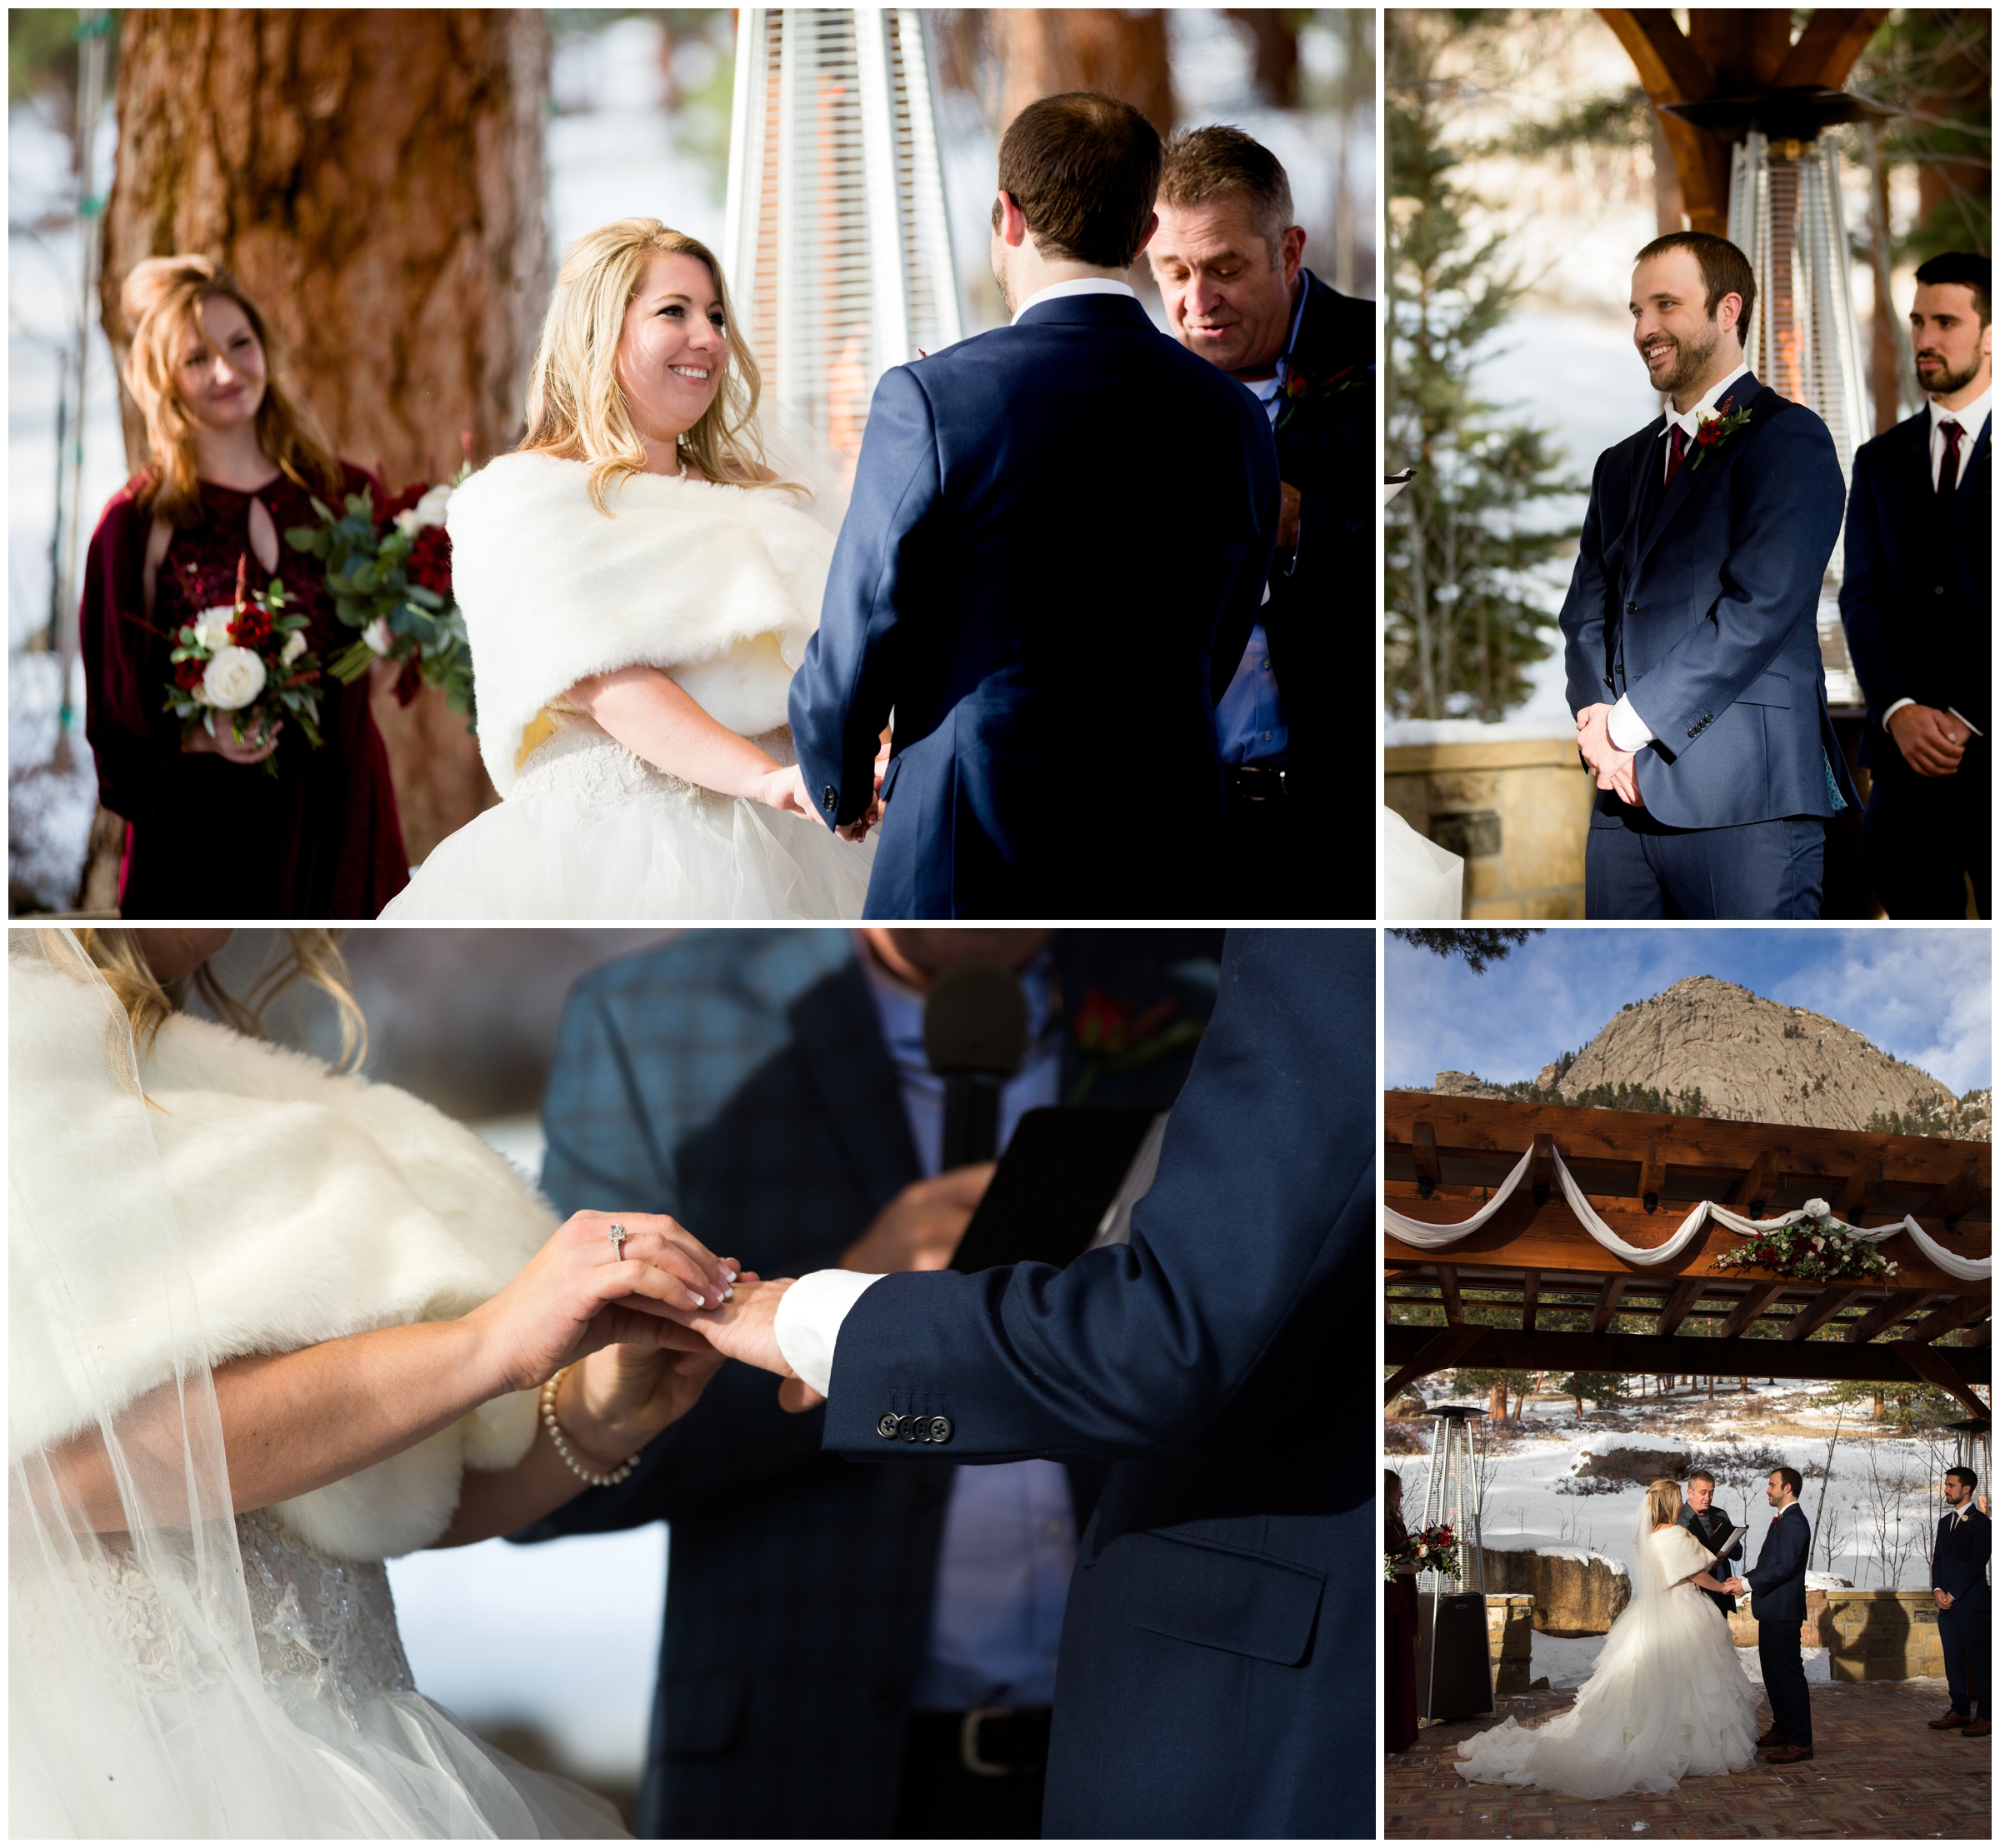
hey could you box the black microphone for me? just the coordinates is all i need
[922,961,1030,1169]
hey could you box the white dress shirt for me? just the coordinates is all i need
[781,941,1077,1713]
[1009,276,1137,324]
[1878,386,1991,738]
[1605,363,1754,752]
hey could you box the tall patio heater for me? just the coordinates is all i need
[1943,1417,1992,1505]
[722,8,963,467]
[1417,1405,1494,1722]
[1664,87,1898,707]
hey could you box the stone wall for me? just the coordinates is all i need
[1486,1594,1535,1695]
[1824,1590,1946,1682]
[1383,738,1594,919]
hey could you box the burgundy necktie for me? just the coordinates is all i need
[1938,419,1964,502]
[1665,424,1688,487]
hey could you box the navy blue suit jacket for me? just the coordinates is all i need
[1745,1502,1812,1626]
[1838,407,1992,766]
[511,929,1222,1838]
[789,292,1279,919]
[1932,1507,1992,1611]
[1560,375,1858,827]
[819,930,1371,1838]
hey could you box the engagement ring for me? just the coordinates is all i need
[608,1221,628,1260]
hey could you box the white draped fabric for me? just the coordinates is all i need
[1385,1143,1991,1282]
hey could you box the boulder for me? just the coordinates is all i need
[1572,1447,1690,1486]
[1477,1536,1631,1636]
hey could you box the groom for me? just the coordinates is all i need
[1562,232,1857,919]
[1723,1466,1813,1764]
[789,92,1278,919]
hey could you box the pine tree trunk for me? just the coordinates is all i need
[992,10,1174,137]
[98,8,551,868]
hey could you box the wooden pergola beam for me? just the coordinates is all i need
[1591,1274,1630,1334]
[1657,1276,1711,1336]
[1833,1157,1883,1221]
[1411,1121,1442,1197]
[1733,1148,1779,1215]
[1772,9,1892,90]
[1521,1269,1541,1333]
[1843,1291,1942,1346]
[1929,1161,1981,1227]
[1891,1340,1992,1418]
[1384,1325,1488,1405]
[1718,1281,1792,1340]
[1385,1322,1992,1389]
[1438,1265,1464,1326]
[1781,1285,1869,1341]
[1902,1295,1994,1347]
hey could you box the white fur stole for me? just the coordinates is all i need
[447,450,838,796]
[8,957,556,1561]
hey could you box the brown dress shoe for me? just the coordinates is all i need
[1756,1728,1788,1747]
[1766,1745,1815,1765]
[1962,1720,1991,1738]
[1929,1711,1972,1731]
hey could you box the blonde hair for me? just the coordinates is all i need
[1646,1478,1682,1530]
[520,218,796,514]
[77,929,367,1071]
[118,255,343,527]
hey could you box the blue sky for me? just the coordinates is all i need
[1385,929,1993,1097]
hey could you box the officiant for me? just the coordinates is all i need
[509,928,1221,1838]
[1148,127,1372,918]
[1676,1469,1743,1617]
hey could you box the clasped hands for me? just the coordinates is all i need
[1888,702,1970,779]
[1574,703,1642,807]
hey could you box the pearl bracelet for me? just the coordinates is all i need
[539,1365,642,1488]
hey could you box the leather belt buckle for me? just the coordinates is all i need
[1229,764,1288,803]
[960,1706,1019,1778]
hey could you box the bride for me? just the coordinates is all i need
[384,220,874,918]
[10,926,741,1836]
[1455,1478,1761,1796]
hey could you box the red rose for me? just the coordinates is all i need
[173,657,207,691]
[407,523,453,597]
[230,605,272,646]
[1696,424,1719,446]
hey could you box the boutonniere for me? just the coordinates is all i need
[1688,395,1753,472]
[1275,362,1366,433]
[1066,987,1206,1103]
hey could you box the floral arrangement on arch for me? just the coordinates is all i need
[1716,1198,1898,1285]
[284,455,476,723]
[162,554,324,777]
[1384,1521,1461,1583]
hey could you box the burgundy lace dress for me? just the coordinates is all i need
[80,465,408,918]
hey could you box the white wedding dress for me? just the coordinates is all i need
[1381,805,1465,918]
[1455,1519,1761,1797]
[382,449,872,919]
[9,932,624,1837]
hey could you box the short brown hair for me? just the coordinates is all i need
[1773,1465,1802,1497]
[1914,252,1991,327]
[1633,231,1758,341]
[1687,1469,1715,1487]
[994,92,1162,270]
[1158,124,1297,265]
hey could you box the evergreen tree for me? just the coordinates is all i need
[1385,10,1581,722]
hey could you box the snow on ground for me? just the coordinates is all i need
[1395,1376,1976,1689]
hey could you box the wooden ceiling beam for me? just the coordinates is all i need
[1438,1266,1464,1327]
[1383,1326,1488,1405]
[1834,1158,1883,1222]
[1890,1341,1992,1418]
[1928,1161,1981,1229]
[1411,1121,1441,1199]
[1780,1285,1870,1342]
[1591,1274,1629,1334]
[1384,1321,1992,1389]
[1902,1295,1994,1347]
[1717,1281,1793,1340]
[1657,1276,1712,1336]
[1733,1148,1779,1216]
[1843,1291,1942,1346]
[1520,1269,1541,1333]
[1772,9,1892,91]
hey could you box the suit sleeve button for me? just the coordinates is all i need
[1625,601,1638,614]
[898,1415,922,1442]
[822,784,839,813]
[877,1413,900,1440]
[927,1416,953,1444]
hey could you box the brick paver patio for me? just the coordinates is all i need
[1388,1682,1992,1838]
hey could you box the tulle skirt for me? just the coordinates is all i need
[1381,806,1464,919]
[1455,1585,1762,1798]
[382,725,874,920]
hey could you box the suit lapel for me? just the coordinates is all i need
[1948,411,1992,539]
[787,959,922,1207]
[1636,378,1769,570]
[1623,421,1662,556]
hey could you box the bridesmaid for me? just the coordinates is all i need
[79,256,408,917]
[1386,1468,1421,1754]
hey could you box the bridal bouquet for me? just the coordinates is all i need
[284,460,476,722]
[1384,1522,1461,1583]
[162,555,325,777]
[1717,1198,1898,1285]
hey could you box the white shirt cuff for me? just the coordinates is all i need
[772,1268,886,1396]
[1882,697,1915,729]
[1948,707,1984,738]
[1608,694,1654,752]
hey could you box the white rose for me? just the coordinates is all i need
[392,508,421,537]
[202,645,267,711]
[280,631,308,666]
[363,617,393,656]
[192,604,237,652]
[412,482,453,527]
[1802,1197,1830,1218]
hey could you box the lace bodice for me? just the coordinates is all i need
[238,1508,415,1726]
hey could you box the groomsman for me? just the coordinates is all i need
[1562,232,1856,919]
[1928,1465,1992,1739]
[1148,127,1373,917]
[1839,252,1992,919]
